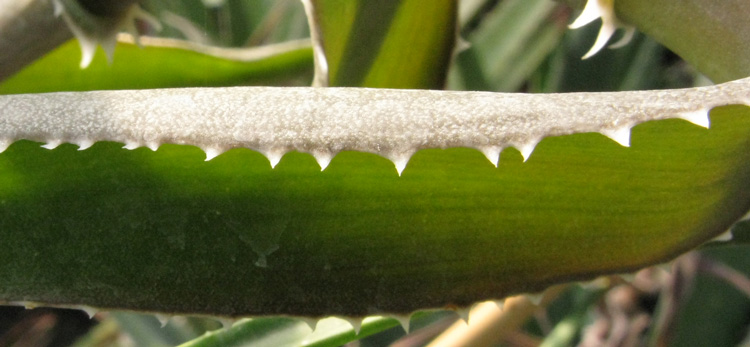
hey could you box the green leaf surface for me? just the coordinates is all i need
[310,0,456,88]
[0,36,313,94]
[1,103,749,317]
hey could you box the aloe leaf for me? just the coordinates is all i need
[0,78,749,317]
[0,35,313,94]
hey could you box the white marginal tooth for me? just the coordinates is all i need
[601,127,631,147]
[298,317,318,332]
[391,314,411,333]
[740,209,750,221]
[518,139,540,162]
[570,0,624,59]
[123,141,140,150]
[146,142,160,151]
[609,26,636,49]
[261,148,287,169]
[266,150,286,169]
[394,160,408,176]
[581,21,617,59]
[478,146,501,167]
[455,307,470,324]
[492,299,504,311]
[76,139,94,151]
[525,292,543,306]
[218,318,235,330]
[0,139,11,153]
[678,109,711,128]
[568,0,607,29]
[154,314,170,328]
[203,147,224,161]
[41,140,62,150]
[78,38,98,69]
[342,317,363,335]
[100,35,117,64]
[387,152,415,176]
[79,306,98,319]
[312,150,334,171]
[711,229,733,242]
[268,155,282,168]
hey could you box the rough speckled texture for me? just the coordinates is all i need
[1,78,748,174]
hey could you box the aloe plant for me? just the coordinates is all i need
[1,0,750,345]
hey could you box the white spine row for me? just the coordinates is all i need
[0,79,748,174]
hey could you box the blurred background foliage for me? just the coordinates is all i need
[1,0,748,346]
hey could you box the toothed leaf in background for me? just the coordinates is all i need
[0,36,313,94]
[559,0,750,83]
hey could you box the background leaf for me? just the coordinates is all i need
[0,36,313,94]
[310,0,457,88]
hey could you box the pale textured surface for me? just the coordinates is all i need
[0,77,749,172]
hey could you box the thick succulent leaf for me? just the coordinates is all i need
[1,80,749,317]
[306,0,456,88]
[0,35,313,94]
